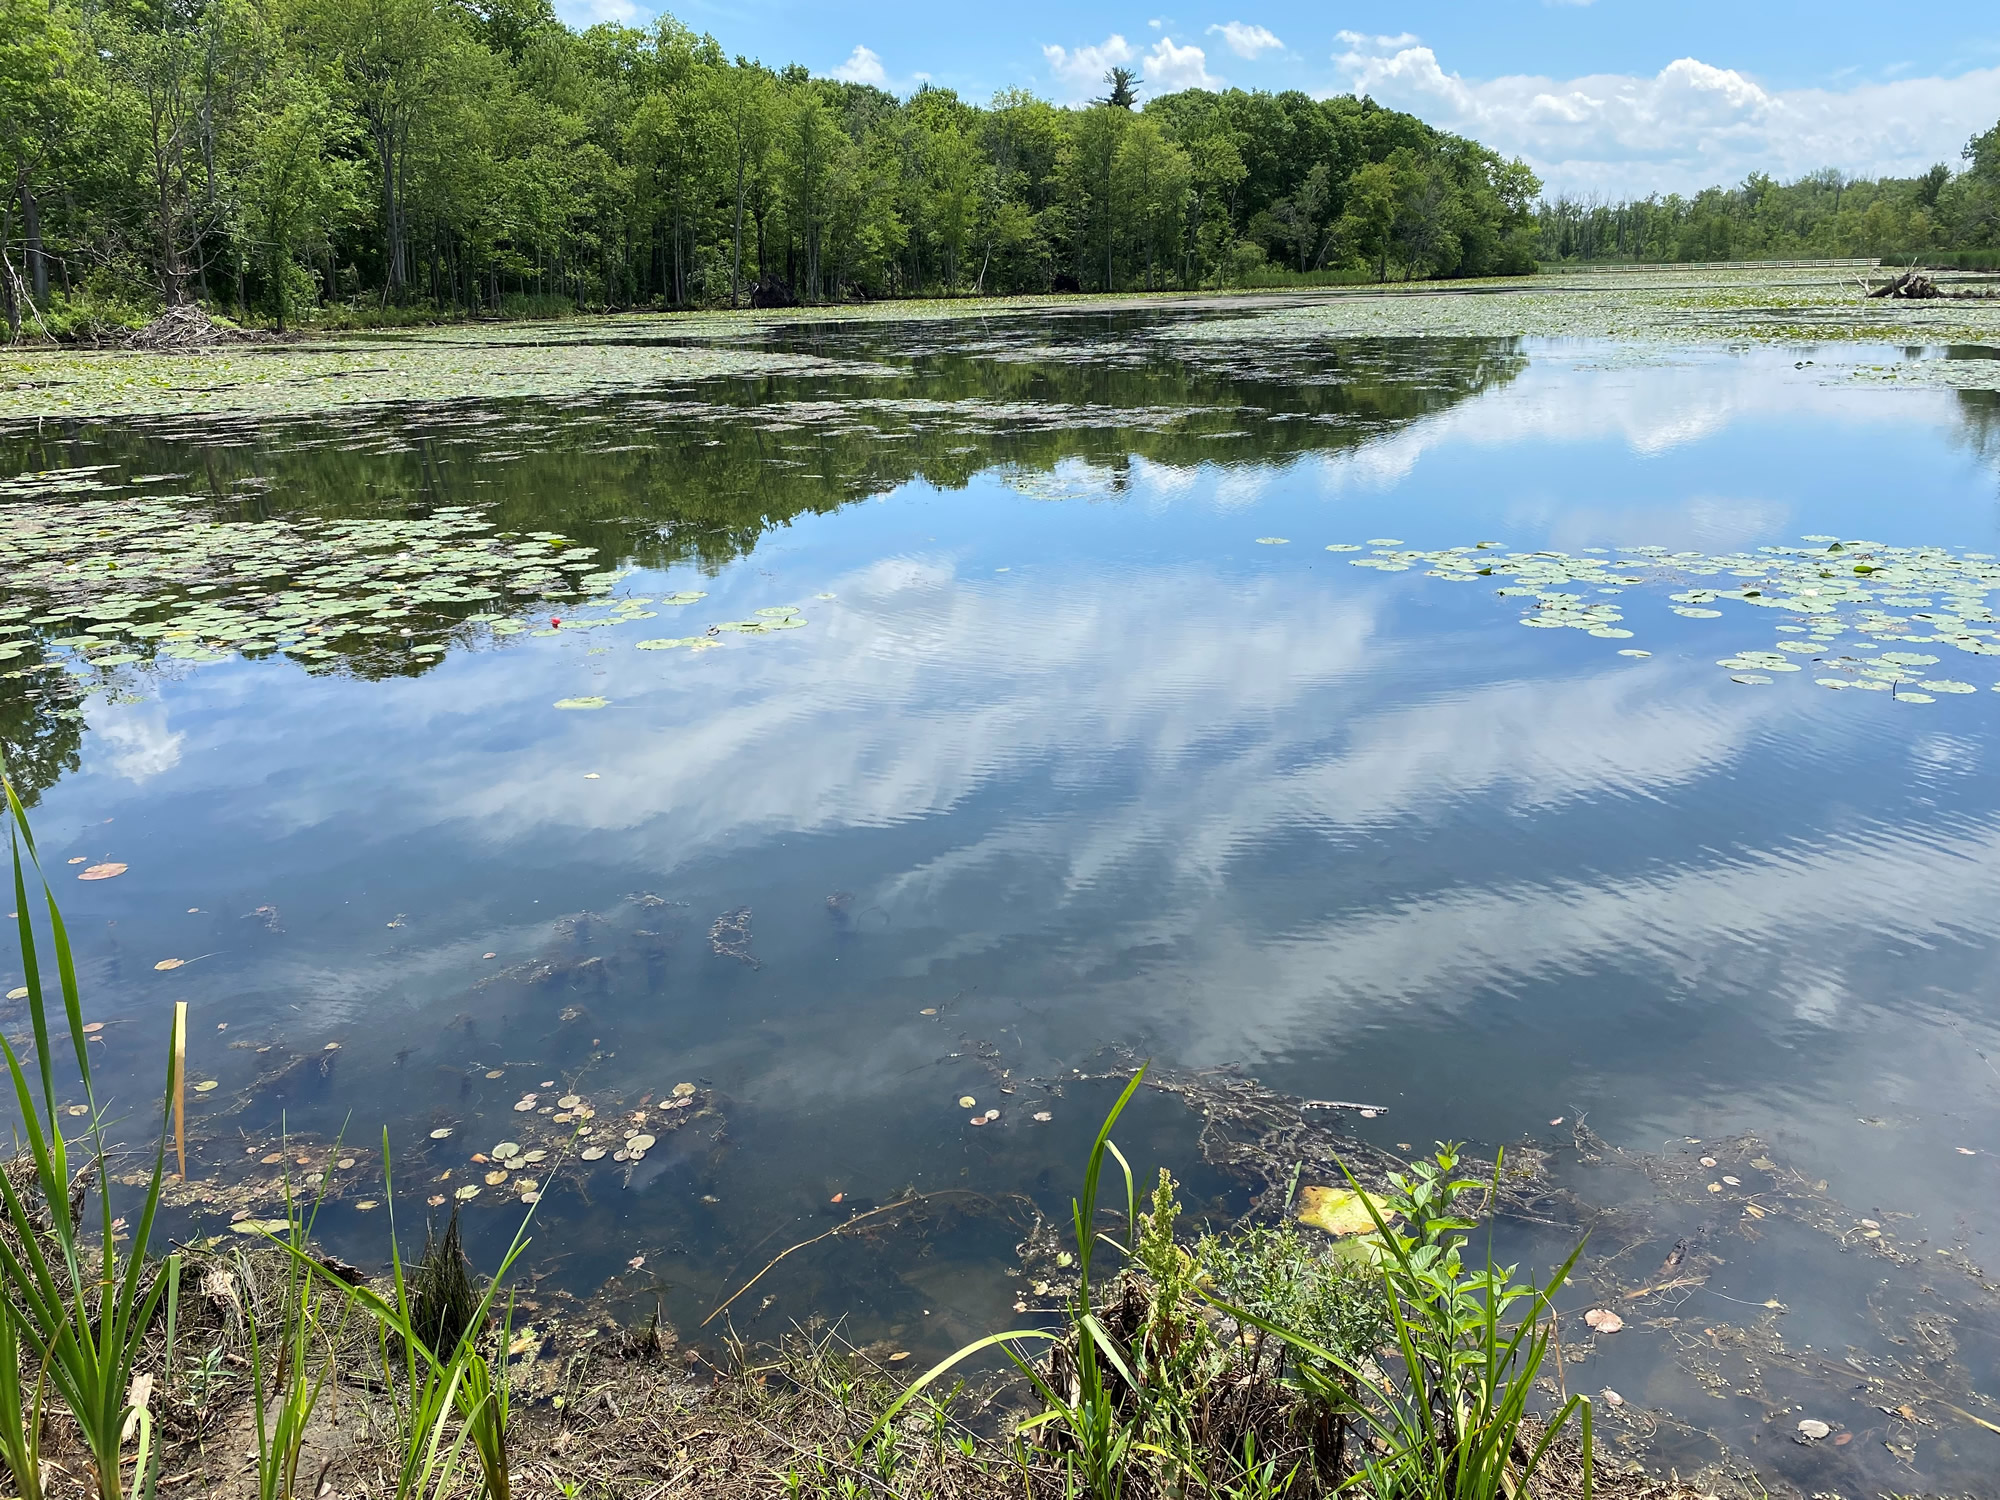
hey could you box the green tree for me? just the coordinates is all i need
[1113,115,1189,288]
[1098,66,1140,110]
[1339,155,1403,281]
[709,59,775,305]
[240,70,355,328]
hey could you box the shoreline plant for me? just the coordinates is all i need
[0,765,180,1500]
[870,1066,1595,1499]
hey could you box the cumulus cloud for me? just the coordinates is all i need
[1208,21,1283,60]
[1331,35,2000,196]
[1043,34,1139,96]
[1147,36,1221,92]
[830,44,888,87]
[91,707,185,783]
[1043,33,1220,100]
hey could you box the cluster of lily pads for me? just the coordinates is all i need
[1299,533,2000,703]
[0,470,816,688]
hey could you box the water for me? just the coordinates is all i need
[7,312,2000,1492]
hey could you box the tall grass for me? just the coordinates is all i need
[0,764,180,1500]
[240,1142,350,1500]
[0,1299,51,1500]
[269,1137,539,1500]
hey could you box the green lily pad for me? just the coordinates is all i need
[554,696,610,710]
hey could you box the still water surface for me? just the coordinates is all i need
[6,311,2000,1492]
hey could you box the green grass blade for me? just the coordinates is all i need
[1102,1140,1136,1251]
[857,1330,1059,1452]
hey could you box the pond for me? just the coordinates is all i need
[6,302,2000,1494]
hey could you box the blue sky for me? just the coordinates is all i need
[561,0,2000,196]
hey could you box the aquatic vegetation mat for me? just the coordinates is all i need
[0,478,813,697]
[1171,266,2000,359]
[1317,533,2000,701]
[0,336,893,420]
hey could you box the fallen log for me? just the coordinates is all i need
[1868,270,1940,299]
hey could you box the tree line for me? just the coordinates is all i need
[1535,122,2000,266]
[0,0,1545,337]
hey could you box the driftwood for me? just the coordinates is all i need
[124,303,261,349]
[1868,270,1940,299]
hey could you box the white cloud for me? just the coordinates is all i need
[1043,34,1139,98]
[90,707,184,783]
[1330,35,2000,196]
[1335,30,1419,49]
[1043,33,1221,99]
[830,44,888,87]
[1208,21,1284,60]
[1146,36,1221,92]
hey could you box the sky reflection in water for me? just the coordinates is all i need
[7,325,2000,1489]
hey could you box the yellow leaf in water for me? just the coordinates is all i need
[1294,1185,1400,1237]
[79,863,128,881]
[193,1080,219,1093]
[154,959,185,971]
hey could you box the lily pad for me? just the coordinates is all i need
[554,696,610,710]
[1295,1185,1400,1237]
